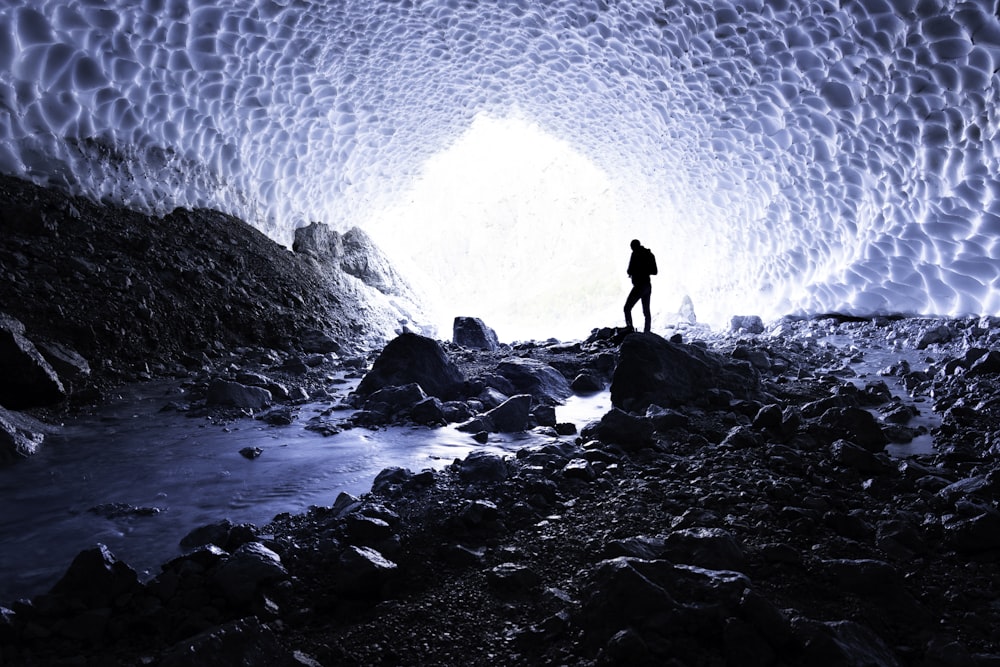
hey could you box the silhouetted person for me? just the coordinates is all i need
[624,239,657,333]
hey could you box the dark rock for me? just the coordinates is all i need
[793,618,900,667]
[0,405,50,462]
[495,357,572,404]
[661,527,747,571]
[457,450,508,483]
[581,408,654,450]
[239,446,263,459]
[610,333,759,412]
[298,327,341,354]
[364,382,427,414]
[817,406,888,451]
[562,458,597,481]
[570,372,604,393]
[532,404,557,427]
[212,542,288,604]
[46,544,141,609]
[0,312,66,408]
[645,404,690,430]
[829,439,890,474]
[752,403,783,429]
[730,315,765,334]
[335,545,397,595]
[967,350,1000,377]
[483,394,533,432]
[158,616,290,667]
[36,340,91,388]
[180,519,258,552]
[410,396,445,425]
[292,220,343,259]
[453,316,500,351]
[206,379,272,410]
[487,563,541,596]
[356,333,465,400]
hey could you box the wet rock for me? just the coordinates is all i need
[483,394,532,432]
[0,312,66,408]
[645,404,690,430]
[494,357,572,405]
[206,379,273,410]
[0,405,50,462]
[240,446,263,459]
[453,316,500,351]
[356,333,465,400]
[829,439,891,474]
[611,333,759,412]
[363,382,427,416]
[816,406,888,451]
[87,502,161,518]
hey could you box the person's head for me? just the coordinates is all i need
[630,239,641,250]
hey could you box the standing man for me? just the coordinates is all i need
[623,239,657,333]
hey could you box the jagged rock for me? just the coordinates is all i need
[340,226,411,296]
[0,405,50,462]
[495,357,572,405]
[967,350,1000,377]
[206,379,273,410]
[36,340,91,388]
[239,446,263,459]
[830,439,890,474]
[486,563,541,596]
[645,404,690,430]
[817,406,888,451]
[916,324,954,349]
[356,333,465,400]
[453,316,500,351]
[610,333,759,413]
[364,382,428,417]
[0,312,66,408]
[292,221,343,259]
[45,544,141,609]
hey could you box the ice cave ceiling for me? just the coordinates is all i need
[0,0,999,337]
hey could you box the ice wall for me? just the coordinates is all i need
[0,0,999,329]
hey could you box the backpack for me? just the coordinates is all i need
[645,248,658,276]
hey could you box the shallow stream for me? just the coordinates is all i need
[0,380,611,603]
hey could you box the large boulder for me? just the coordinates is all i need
[292,221,344,260]
[495,357,572,405]
[453,316,500,351]
[206,379,273,410]
[0,313,66,409]
[356,333,465,400]
[610,333,759,412]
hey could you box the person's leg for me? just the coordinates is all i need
[640,285,652,333]
[623,286,640,330]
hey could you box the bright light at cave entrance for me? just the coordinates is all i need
[366,115,638,342]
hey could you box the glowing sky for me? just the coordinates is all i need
[0,0,999,339]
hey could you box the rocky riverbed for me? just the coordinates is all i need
[1,176,1000,666]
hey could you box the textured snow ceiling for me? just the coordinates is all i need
[1,0,1000,333]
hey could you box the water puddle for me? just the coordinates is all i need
[0,381,612,603]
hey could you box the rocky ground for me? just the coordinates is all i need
[1,177,1000,666]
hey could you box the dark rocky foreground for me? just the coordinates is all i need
[1,177,1000,666]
